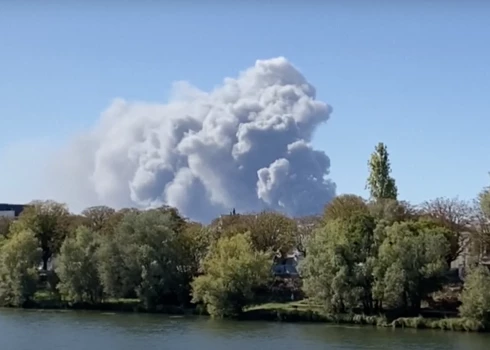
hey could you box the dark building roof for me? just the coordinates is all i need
[0,203,27,217]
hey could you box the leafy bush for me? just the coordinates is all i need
[191,233,271,318]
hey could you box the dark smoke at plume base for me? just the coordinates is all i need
[50,57,336,223]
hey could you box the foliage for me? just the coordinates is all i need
[81,206,117,234]
[366,142,398,200]
[301,212,376,313]
[96,236,129,298]
[0,230,42,306]
[177,222,211,276]
[460,266,490,322]
[245,211,297,256]
[301,222,353,313]
[479,181,490,219]
[323,194,369,222]
[421,197,473,262]
[373,220,449,312]
[294,215,321,256]
[154,205,187,233]
[0,217,13,238]
[11,200,71,270]
[56,226,103,303]
[209,211,248,237]
[368,198,417,224]
[472,187,490,261]
[97,209,195,308]
[211,211,297,256]
[191,233,271,318]
[246,301,484,331]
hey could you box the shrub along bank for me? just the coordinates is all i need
[242,301,485,332]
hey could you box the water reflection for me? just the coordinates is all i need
[1,309,490,350]
[299,323,490,350]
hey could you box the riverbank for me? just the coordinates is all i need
[18,292,486,332]
[26,291,202,315]
[243,300,486,332]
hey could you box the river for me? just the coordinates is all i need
[1,309,490,350]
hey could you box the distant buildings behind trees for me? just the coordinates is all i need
[0,203,27,218]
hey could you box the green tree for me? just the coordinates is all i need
[191,233,271,318]
[0,216,13,238]
[209,211,250,242]
[211,211,297,257]
[472,184,490,261]
[368,199,417,224]
[155,205,187,233]
[323,194,369,223]
[56,226,103,304]
[479,178,490,218]
[67,214,90,232]
[81,206,117,234]
[96,236,129,298]
[0,231,42,306]
[294,215,321,256]
[157,221,211,305]
[421,197,472,263]
[301,212,376,313]
[97,209,194,308]
[245,211,297,256]
[177,222,211,276]
[12,200,71,270]
[373,221,449,313]
[460,265,490,322]
[366,142,398,201]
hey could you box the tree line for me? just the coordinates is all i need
[0,142,490,324]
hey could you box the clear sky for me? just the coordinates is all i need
[1,1,489,209]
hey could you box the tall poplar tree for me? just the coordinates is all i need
[366,142,398,200]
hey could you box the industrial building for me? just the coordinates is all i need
[0,203,27,218]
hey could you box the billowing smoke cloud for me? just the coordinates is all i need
[52,57,336,222]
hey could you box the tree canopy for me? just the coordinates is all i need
[0,230,41,306]
[191,233,271,317]
[0,141,489,328]
[366,142,398,201]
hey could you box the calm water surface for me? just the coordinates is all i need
[1,309,490,350]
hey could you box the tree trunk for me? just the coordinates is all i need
[42,251,50,271]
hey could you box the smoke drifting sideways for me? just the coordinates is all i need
[51,57,336,223]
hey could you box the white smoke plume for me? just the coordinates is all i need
[51,57,336,222]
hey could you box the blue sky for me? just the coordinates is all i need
[1,1,489,208]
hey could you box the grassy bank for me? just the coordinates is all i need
[242,300,486,332]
